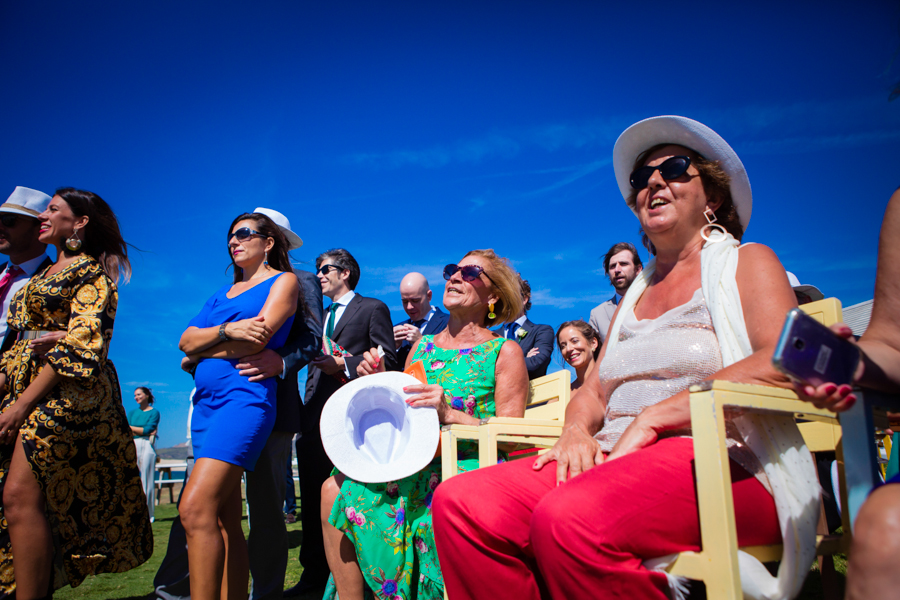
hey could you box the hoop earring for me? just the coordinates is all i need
[487,302,496,320]
[701,207,727,243]
[65,229,83,252]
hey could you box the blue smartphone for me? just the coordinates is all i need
[772,308,860,387]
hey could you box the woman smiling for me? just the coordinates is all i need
[556,320,600,390]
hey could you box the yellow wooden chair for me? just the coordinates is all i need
[663,297,852,599]
[441,368,571,479]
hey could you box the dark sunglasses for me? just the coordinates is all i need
[443,263,496,285]
[0,215,21,228]
[629,156,692,190]
[317,264,343,276]
[227,227,268,243]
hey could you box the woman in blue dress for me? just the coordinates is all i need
[179,212,300,600]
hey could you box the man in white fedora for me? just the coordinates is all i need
[151,207,322,600]
[0,186,54,352]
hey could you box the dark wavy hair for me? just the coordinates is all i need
[316,248,361,290]
[135,386,154,405]
[54,188,131,283]
[227,213,312,322]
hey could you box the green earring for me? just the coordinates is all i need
[487,302,496,320]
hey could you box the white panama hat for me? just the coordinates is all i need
[252,206,303,250]
[320,371,439,483]
[613,115,753,231]
[1,186,51,219]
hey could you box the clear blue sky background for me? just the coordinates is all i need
[2,1,899,448]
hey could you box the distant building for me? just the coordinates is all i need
[843,299,873,337]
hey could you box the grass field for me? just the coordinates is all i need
[51,484,845,599]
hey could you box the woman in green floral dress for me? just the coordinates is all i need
[322,250,529,600]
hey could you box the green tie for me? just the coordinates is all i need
[325,303,339,338]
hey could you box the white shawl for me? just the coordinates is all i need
[606,233,820,600]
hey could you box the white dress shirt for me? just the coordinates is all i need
[325,290,357,377]
[0,253,49,340]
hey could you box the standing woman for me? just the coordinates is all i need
[128,386,161,522]
[0,188,152,599]
[179,213,299,600]
[555,320,600,390]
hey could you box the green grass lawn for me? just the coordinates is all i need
[51,485,845,599]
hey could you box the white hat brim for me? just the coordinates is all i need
[320,371,439,483]
[282,229,303,250]
[613,115,752,230]
[0,205,41,219]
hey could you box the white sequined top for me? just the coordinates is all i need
[594,288,767,489]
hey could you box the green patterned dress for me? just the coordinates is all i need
[325,335,507,600]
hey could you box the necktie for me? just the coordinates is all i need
[507,322,518,339]
[413,319,427,331]
[0,266,24,305]
[325,303,339,338]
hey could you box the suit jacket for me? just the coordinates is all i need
[392,306,450,370]
[300,293,398,434]
[0,256,55,354]
[511,318,555,380]
[271,269,324,434]
[589,296,618,343]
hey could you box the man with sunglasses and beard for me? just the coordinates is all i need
[589,242,643,344]
[0,187,55,353]
[284,248,397,598]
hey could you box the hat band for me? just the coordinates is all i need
[0,203,40,217]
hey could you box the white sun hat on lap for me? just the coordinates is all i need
[320,371,439,483]
[612,115,753,231]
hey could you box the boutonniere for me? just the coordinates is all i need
[515,328,528,340]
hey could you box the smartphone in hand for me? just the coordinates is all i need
[772,308,860,387]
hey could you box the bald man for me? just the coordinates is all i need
[392,272,449,369]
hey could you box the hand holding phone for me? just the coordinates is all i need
[772,308,861,388]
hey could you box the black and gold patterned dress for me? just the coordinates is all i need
[0,255,153,596]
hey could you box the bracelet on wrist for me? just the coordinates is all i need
[218,323,230,342]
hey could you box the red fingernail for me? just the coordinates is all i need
[824,384,837,394]
[838,384,852,395]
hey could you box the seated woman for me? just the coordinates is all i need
[179,213,300,600]
[321,249,529,600]
[556,319,600,390]
[798,186,900,600]
[433,116,818,599]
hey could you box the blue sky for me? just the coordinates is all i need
[2,1,899,448]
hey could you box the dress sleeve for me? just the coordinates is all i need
[44,271,117,379]
[188,291,219,329]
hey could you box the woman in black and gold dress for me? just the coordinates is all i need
[0,188,152,599]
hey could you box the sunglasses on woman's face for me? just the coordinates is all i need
[227,227,267,243]
[443,263,496,285]
[629,156,692,190]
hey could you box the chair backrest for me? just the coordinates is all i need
[523,369,571,421]
[800,297,843,326]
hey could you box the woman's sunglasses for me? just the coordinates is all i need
[443,264,496,285]
[629,156,692,190]
[227,227,268,243]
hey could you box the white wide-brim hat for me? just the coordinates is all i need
[613,115,752,231]
[320,371,439,483]
[2,186,51,219]
[253,206,303,250]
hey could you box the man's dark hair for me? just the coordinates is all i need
[517,274,532,312]
[317,248,360,290]
[603,242,642,276]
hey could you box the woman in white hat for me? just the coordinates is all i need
[433,116,820,600]
[321,249,529,600]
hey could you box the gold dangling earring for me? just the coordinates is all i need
[65,229,82,252]
[487,302,496,320]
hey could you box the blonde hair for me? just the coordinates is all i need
[463,249,524,327]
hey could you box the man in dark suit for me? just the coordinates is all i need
[284,248,397,597]
[0,187,55,354]
[391,272,449,369]
[501,276,555,380]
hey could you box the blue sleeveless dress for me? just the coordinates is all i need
[188,274,295,471]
